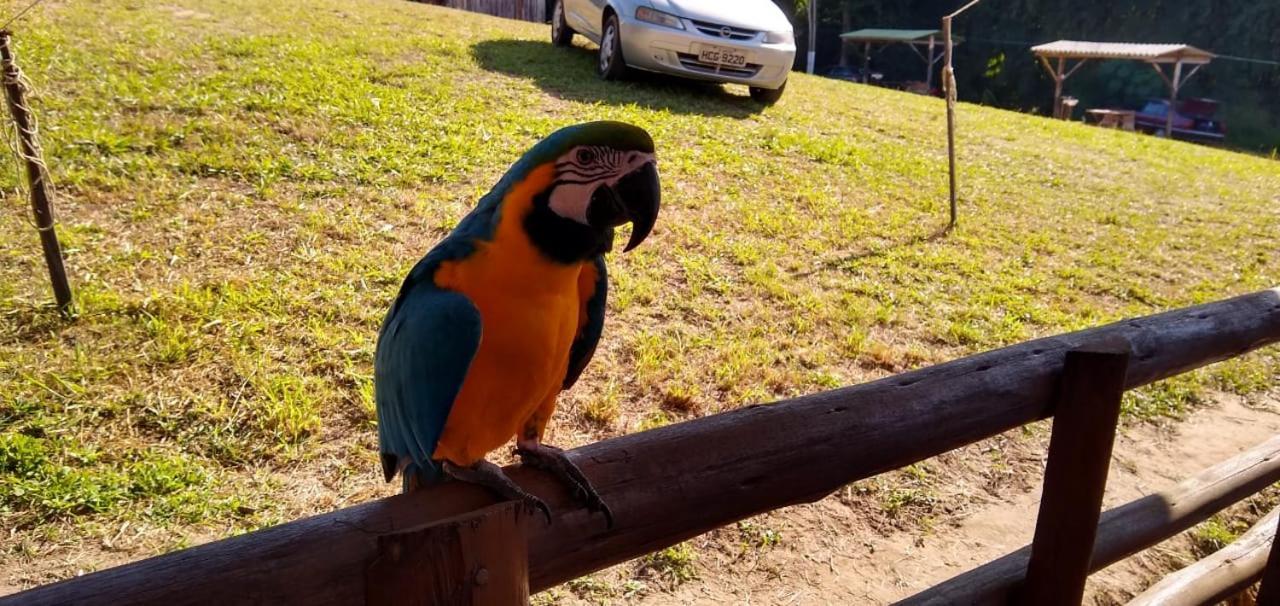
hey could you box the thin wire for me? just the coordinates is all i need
[947,0,984,19]
[1,0,49,31]
[1215,53,1280,67]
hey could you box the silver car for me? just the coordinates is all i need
[551,0,796,104]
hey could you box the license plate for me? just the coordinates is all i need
[698,45,747,68]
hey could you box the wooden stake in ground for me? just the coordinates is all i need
[942,16,957,230]
[940,0,982,231]
[0,29,72,313]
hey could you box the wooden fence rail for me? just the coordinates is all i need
[1127,508,1279,606]
[4,288,1280,605]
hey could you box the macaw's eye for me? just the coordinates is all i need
[576,148,596,164]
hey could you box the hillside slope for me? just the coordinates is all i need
[1,0,1278,597]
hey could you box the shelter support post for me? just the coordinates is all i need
[926,35,936,89]
[1167,60,1183,137]
[1037,55,1064,119]
[839,3,850,67]
[1148,60,1204,139]
[863,41,871,83]
[1035,55,1088,119]
[1054,57,1065,118]
[805,0,816,74]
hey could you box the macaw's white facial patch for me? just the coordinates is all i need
[548,181,595,224]
[549,145,656,225]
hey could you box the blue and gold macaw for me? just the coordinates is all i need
[375,121,659,525]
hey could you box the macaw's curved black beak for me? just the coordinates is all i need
[587,161,660,253]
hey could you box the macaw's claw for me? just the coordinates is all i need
[516,443,614,529]
[441,459,552,525]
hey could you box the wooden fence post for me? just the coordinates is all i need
[0,29,72,314]
[1257,524,1280,606]
[1017,343,1130,606]
[366,502,530,606]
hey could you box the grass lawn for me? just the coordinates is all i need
[1,0,1278,593]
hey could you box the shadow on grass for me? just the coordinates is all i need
[794,226,951,278]
[471,39,765,118]
[1,302,75,344]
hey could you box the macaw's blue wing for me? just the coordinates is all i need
[564,255,607,390]
[374,277,481,491]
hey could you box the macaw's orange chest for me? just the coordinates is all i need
[429,167,596,466]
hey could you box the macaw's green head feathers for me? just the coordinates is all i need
[512,121,661,263]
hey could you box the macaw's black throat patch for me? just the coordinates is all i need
[525,188,616,264]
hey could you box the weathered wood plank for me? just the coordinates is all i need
[900,433,1280,605]
[1018,347,1128,606]
[6,289,1280,606]
[365,502,529,606]
[1126,508,1279,606]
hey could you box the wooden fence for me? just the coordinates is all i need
[416,0,547,23]
[3,288,1280,605]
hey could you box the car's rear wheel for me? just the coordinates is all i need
[550,0,574,47]
[597,14,628,80]
[750,80,786,105]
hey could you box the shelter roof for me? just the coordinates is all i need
[840,29,945,44]
[1031,41,1214,64]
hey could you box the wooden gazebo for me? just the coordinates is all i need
[839,28,957,90]
[1031,40,1215,134]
